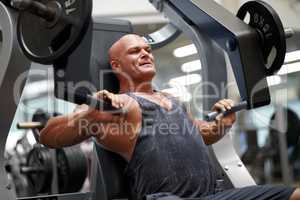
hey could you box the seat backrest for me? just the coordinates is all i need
[91,143,129,200]
[88,18,133,200]
[89,18,133,93]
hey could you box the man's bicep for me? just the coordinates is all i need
[93,94,141,135]
[92,101,142,155]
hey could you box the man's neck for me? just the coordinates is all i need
[119,81,154,94]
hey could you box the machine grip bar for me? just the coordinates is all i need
[17,122,44,129]
[205,101,248,121]
[68,89,124,113]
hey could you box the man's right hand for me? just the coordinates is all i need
[93,90,125,109]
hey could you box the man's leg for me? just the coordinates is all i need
[200,185,296,200]
[145,186,298,200]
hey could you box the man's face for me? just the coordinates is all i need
[112,35,156,83]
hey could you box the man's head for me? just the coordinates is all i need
[108,34,156,85]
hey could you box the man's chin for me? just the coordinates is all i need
[138,70,156,81]
[138,66,156,74]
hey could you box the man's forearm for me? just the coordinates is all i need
[40,111,98,148]
[193,119,227,145]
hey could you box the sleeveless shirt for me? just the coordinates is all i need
[125,93,216,200]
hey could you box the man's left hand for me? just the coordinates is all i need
[211,99,236,131]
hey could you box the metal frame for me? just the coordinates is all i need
[147,0,261,186]
[0,3,31,199]
[0,4,92,200]
[143,23,181,49]
[149,0,270,108]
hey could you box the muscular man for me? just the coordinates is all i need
[40,34,300,200]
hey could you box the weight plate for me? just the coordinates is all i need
[57,146,87,193]
[17,0,92,64]
[237,0,286,76]
[25,147,52,194]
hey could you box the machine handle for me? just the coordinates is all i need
[69,89,124,114]
[17,122,44,129]
[205,101,248,121]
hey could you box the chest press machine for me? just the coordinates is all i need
[0,0,294,199]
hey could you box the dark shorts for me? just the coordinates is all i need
[145,185,296,200]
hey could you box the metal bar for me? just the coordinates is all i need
[10,0,56,21]
[17,122,43,129]
[144,23,181,49]
[17,192,92,200]
[51,149,59,194]
[276,106,293,185]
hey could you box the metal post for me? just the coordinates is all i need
[276,106,293,185]
[0,2,31,199]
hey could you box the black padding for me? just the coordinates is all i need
[93,143,129,200]
[89,18,133,200]
[53,21,94,99]
[90,18,133,93]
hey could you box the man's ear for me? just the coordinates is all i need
[110,59,121,72]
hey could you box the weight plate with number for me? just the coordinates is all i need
[17,0,92,64]
[237,0,286,76]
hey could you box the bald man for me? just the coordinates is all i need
[40,34,299,200]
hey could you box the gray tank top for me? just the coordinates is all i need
[125,92,217,200]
